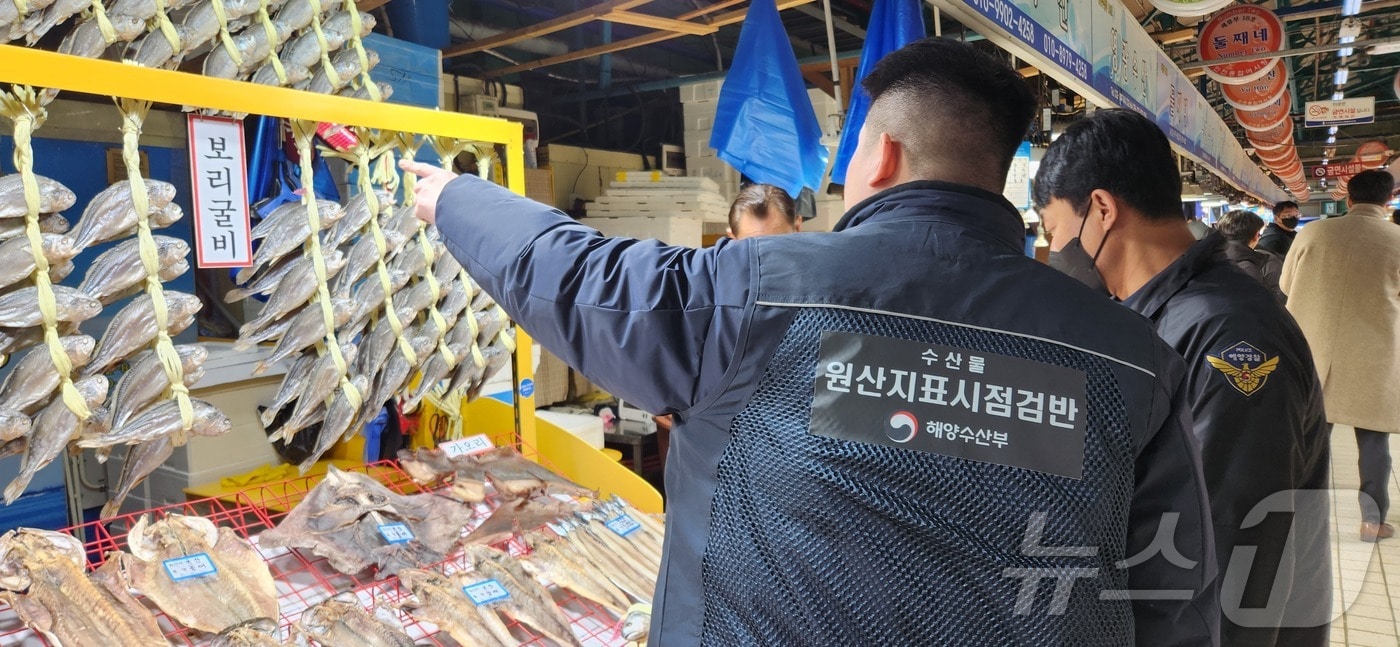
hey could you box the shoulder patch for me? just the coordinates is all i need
[1206,341,1279,397]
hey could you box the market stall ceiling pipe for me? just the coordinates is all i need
[449,19,679,79]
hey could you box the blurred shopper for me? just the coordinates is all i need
[408,38,1216,646]
[1257,201,1300,257]
[1282,169,1400,543]
[1036,109,1330,646]
[727,183,801,239]
[1188,213,1213,240]
[1217,209,1284,299]
[1391,208,1400,225]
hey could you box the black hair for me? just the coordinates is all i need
[1033,109,1182,220]
[1272,200,1299,215]
[861,37,1035,182]
[1392,209,1400,225]
[1217,209,1265,243]
[1349,170,1395,205]
[728,183,797,232]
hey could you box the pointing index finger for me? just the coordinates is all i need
[398,159,437,178]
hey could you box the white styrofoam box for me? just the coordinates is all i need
[608,175,721,192]
[683,102,719,133]
[585,214,704,246]
[684,130,716,159]
[685,157,740,200]
[679,79,723,104]
[535,410,605,449]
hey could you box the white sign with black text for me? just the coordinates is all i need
[187,115,252,268]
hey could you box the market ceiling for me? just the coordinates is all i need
[441,0,1400,191]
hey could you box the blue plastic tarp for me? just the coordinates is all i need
[709,0,828,198]
[830,0,926,185]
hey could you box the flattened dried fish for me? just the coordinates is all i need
[463,544,582,646]
[463,497,576,547]
[69,179,177,249]
[0,286,100,328]
[259,467,475,576]
[298,595,415,647]
[0,335,95,414]
[398,568,516,646]
[252,297,353,374]
[0,174,74,219]
[108,344,208,430]
[124,514,279,633]
[0,529,166,646]
[523,531,630,614]
[77,398,230,448]
[83,291,201,376]
[210,617,282,647]
[4,375,107,504]
[478,446,596,500]
[78,235,189,305]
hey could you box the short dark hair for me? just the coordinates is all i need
[728,183,797,232]
[1349,170,1395,205]
[1272,200,1299,214]
[1033,109,1182,220]
[1392,209,1400,225]
[1217,209,1265,243]
[861,37,1035,183]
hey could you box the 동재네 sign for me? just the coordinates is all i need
[1304,97,1376,127]
[810,331,1088,480]
[187,115,252,268]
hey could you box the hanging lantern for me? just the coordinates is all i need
[1198,6,1286,85]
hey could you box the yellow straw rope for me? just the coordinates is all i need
[151,0,181,54]
[118,99,194,443]
[208,0,243,68]
[307,5,341,89]
[429,135,490,370]
[0,87,90,420]
[254,0,287,84]
[342,0,379,101]
[88,0,117,44]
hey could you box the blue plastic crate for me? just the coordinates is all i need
[364,33,441,109]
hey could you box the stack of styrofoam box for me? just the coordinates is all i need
[583,171,723,246]
[680,79,741,202]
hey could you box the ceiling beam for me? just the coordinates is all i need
[604,10,718,35]
[481,0,820,78]
[794,4,867,38]
[443,0,655,58]
[1179,34,1400,70]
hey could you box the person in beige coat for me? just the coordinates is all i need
[1281,169,1400,542]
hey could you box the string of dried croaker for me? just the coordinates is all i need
[208,0,245,69]
[0,87,90,420]
[449,140,516,361]
[306,0,342,90]
[281,120,361,445]
[339,0,379,100]
[116,98,195,444]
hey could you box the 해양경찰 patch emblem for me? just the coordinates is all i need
[1206,341,1279,397]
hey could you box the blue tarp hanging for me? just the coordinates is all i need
[829,0,926,185]
[709,0,828,199]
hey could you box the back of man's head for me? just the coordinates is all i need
[728,183,799,239]
[860,37,1035,191]
[1032,109,1182,220]
[1218,209,1265,244]
[1348,170,1395,206]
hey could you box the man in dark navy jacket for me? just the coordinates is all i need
[405,38,1217,646]
[1035,109,1330,647]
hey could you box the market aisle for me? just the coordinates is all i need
[1329,424,1400,646]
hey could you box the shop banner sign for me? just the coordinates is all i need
[1310,161,1366,178]
[1304,98,1375,127]
[1004,141,1031,211]
[187,115,252,268]
[965,0,1092,84]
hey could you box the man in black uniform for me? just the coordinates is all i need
[1257,201,1300,257]
[407,40,1217,646]
[1035,109,1330,647]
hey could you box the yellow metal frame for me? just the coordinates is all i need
[0,45,539,450]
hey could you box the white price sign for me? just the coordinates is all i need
[606,514,641,538]
[378,522,415,544]
[440,434,494,457]
[187,115,252,268]
[463,579,511,606]
[162,553,218,582]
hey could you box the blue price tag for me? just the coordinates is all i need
[463,579,511,606]
[378,522,414,544]
[519,379,535,398]
[606,514,641,538]
[162,553,218,582]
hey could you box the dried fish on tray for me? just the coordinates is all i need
[121,514,280,634]
[258,467,477,576]
[297,594,415,647]
[0,528,167,646]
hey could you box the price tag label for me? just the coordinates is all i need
[463,579,511,606]
[547,522,570,537]
[606,514,641,538]
[162,553,218,582]
[378,522,415,544]
[440,434,494,457]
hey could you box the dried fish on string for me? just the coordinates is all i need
[76,398,230,448]
[57,16,148,58]
[202,19,293,79]
[244,200,345,276]
[122,514,279,634]
[237,248,346,339]
[296,373,370,472]
[4,375,107,504]
[338,81,393,102]
[107,344,208,430]
[0,173,73,218]
[300,47,378,94]
[100,436,173,520]
[0,213,69,240]
[0,234,77,292]
[0,334,94,414]
[77,235,189,305]
[67,179,177,250]
[0,286,100,328]
[277,10,373,70]
[82,291,200,376]
[266,342,358,443]
[127,0,264,68]
[250,296,353,373]
[0,529,167,646]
